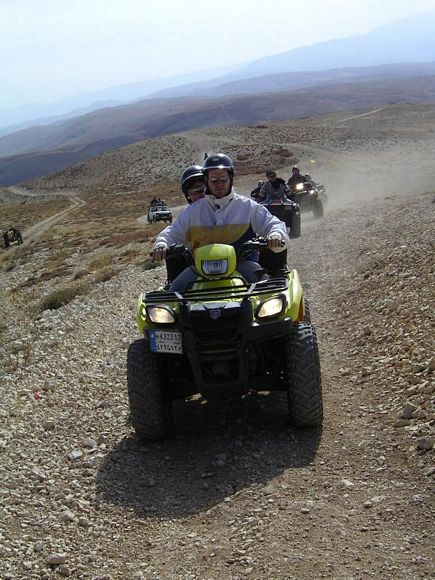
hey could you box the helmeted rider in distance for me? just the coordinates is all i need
[259,171,289,205]
[152,153,289,291]
[287,166,307,189]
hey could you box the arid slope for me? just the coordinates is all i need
[0,105,433,579]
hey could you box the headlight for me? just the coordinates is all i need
[295,183,304,191]
[309,189,315,194]
[201,259,228,276]
[257,297,284,319]
[146,305,175,324]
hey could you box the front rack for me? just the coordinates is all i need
[143,277,288,304]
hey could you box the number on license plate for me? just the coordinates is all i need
[149,330,183,354]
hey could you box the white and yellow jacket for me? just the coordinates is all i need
[154,190,289,253]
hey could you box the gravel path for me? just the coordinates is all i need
[1,190,434,579]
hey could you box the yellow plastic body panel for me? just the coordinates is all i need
[284,269,303,321]
[190,272,246,302]
[194,244,236,278]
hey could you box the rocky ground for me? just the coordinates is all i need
[1,186,433,579]
[1,104,434,578]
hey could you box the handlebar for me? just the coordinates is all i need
[242,237,285,249]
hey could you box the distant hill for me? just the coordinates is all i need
[227,11,435,78]
[148,12,435,98]
[1,74,435,186]
[150,62,435,99]
[2,11,433,135]
[0,64,241,134]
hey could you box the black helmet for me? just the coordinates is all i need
[180,165,204,194]
[292,166,300,173]
[203,153,235,175]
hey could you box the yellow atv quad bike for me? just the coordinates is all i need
[127,239,322,440]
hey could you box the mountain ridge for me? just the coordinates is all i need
[2,11,433,133]
[1,74,435,186]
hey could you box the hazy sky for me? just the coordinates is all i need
[2,0,435,110]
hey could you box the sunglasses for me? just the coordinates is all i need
[187,187,205,195]
[208,176,230,184]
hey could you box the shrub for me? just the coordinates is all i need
[94,267,118,283]
[71,267,88,280]
[138,258,160,271]
[88,253,113,271]
[39,282,90,311]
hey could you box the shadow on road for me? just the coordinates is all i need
[96,392,322,519]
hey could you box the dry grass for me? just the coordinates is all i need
[137,257,160,271]
[109,229,147,247]
[38,281,90,312]
[0,245,24,268]
[44,249,73,271]
[93,267,118,283]
[0,197,68,231]
[15,266,70,289]
[71,267,88,281]
[2,191,170,318]
[88,253,114,271]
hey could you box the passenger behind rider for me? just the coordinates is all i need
[180,165,206,204]
[259,171,289,204]
[287,166,307,189]
[152,153,289,290]
[159,165,206,284]
[250,180,265,202]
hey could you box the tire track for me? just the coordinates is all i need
[6,187,86,245]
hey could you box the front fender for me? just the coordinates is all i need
[285,269,303,321]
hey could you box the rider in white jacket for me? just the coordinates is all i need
[153,154,289,290]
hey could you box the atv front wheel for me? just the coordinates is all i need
[127,339,172,441]
[313,199,324,219]
[285,323,323,427]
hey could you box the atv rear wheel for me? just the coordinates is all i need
[313,199,324,219]
[127,338,172,441]
[285,323,323,427]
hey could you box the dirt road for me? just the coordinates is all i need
[3,187,86,244]
[1,187,433,579]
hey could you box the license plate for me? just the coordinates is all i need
[149,330,183,354]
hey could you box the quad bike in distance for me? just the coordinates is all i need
[127,238,323,441]
[2,227,23,249]
[262,199,301,239]
[289,181,324,219]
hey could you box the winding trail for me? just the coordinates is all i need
[337,107,385,123]
[6,186,86,244]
